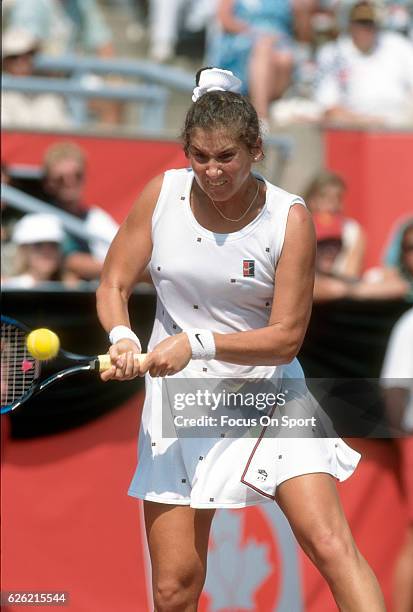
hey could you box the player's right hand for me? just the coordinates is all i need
[100,339,144,382]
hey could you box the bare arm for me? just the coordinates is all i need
[341,227,366,278]
[96,174,163,332]
[217,0,251,34]
[64,252,103,280]
[313,274,350,302]
[324,107,386,127]
[349,276,409,300]
[293,0,316,43]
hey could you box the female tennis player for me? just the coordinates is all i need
[96,68,385,611]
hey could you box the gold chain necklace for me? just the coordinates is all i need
[209,179,260,223]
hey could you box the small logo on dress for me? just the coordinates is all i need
[257,469,268,481]
[243,260,255,277]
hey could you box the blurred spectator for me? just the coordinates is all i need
[384,217,413,279]
[305,171,365,278]
[148,0,216,62]
[6,0,121,124]
[382,0,412,37]
[148,0,187,62]
[41,142,119,281]
[6,0,114,57]
[209,0,314,124]
[365,218,413,298]
[1,28,71,129]
[1,163,20,279]
[2,213,70,288]
[313,212,410,302]
[381,307,413,612]
[315,1,413,126]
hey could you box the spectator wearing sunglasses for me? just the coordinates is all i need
[41,142,119,281]
[315,1,413,127]
[1,28,71,129]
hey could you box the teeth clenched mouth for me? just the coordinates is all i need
[208,181,226,186]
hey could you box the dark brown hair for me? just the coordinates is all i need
[182,69,261,155]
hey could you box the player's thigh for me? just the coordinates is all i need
[275,473,354,558]
[144,501,215,581]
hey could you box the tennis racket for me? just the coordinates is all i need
[1,315,146,414]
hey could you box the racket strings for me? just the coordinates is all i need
[1,322,39,406]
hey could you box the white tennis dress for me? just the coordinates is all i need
[128,168,361,508]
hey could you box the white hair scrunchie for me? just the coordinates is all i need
[192,68,242,103]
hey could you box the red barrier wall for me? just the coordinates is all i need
[324,129,413,269]
[1,404,407,611]
[2,131,187,223]
[3,129,412,269]
[2,129,411,609]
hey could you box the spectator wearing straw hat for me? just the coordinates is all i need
[1,28,71,129]
[315,1,413,126]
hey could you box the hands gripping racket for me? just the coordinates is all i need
[1,316,146,414]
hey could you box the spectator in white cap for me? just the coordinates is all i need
[1,28,71,128]
[2,28,39,76]
[2,213,70,288]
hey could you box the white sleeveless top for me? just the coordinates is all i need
[148,168,305,378]
[128,169,362,507]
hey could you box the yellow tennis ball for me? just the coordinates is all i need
[26,328,60,361]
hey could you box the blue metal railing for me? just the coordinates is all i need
[34,54,194,92]
[3,53,294,156]
[2,74,168,131]
[1,184,92,241]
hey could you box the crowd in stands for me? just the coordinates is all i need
[1,5,412,311]
[1,142,118,287]
[1,140,412,306]
[1,6,412,607]
[1,1,412,129]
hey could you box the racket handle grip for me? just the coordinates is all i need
[97,353,148,372]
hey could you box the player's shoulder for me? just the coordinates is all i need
[139,167,188,198]
[263,178,305,211]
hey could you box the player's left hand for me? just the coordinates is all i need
[140,333,191,377]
